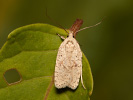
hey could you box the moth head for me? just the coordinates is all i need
[67,31,75,38]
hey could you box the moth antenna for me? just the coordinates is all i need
[45,8,69,34]
[76,17,106,33]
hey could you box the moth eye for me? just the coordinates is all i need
[67,36,68,37]
[73,36,74,38]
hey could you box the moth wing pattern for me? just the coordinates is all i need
[54,39,70,89]
[54,37,83,89]
[67,38,82,89]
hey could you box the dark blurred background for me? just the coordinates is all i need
[0,0,133,100]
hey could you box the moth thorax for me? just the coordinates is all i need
[65,41,74,53]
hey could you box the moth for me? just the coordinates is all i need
[54,18,103,90]
[54,19,86,89]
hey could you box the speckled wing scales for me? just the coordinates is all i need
[54,37,85,89]
[67,39,82,89]
[54,39,70,89]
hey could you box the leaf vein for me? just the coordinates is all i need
[44,75,54,100]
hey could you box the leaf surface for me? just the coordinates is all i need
[0,24,93,100]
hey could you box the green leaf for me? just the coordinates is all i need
[0,24,93,100]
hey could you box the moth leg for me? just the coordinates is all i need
[56,33,66,40]
[81,68,86,89]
